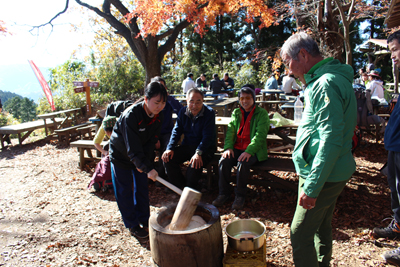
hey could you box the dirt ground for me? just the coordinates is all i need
[0,135,397,266]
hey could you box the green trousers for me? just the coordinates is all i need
[291,178,348,267]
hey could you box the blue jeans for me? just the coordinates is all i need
[111,163,149,229]
[387,151,400,222]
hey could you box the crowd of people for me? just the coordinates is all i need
[181,72,235,94]
[87,31,400,266]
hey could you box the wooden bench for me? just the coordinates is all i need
[54,123,91,145]
[76,124,96,140]
[206,153,297,192]
[0,118,66,149]
[70,140,108,169]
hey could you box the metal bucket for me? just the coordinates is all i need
[225,219,266,252]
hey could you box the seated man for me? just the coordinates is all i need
[265,72,278,89]
[223,73,235,88]
[181,73,197,94]
[196,73,207,90]
[209,73,227,94]
[162,88,216,190]
[212,86,270,210]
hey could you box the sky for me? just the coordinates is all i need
[0,0,103,102]
[0,0,103,68]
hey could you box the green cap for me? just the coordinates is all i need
[102,115,117,129]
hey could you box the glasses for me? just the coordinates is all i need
[240,96,252,101]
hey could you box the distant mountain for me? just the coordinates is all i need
[0,90,23,105]
[0,64,51,103]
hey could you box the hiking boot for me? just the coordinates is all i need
[373,219,400,239]
[382,247,400,266]
[232,196,245,210]
[212,195,230,207]
[129,225,149,239]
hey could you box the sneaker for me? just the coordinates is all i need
[212,195,230,207]
[232,196,245,210]
[373,219,400,239]
[382,247,400,266]
[129,225,149,239]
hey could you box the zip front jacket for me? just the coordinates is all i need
[293,58,357,198]
[224,105,270,161]
[109,102,163,172]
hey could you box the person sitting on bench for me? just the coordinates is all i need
[212,85,270,210]
[93,115,117,156]
[162,88,216,191]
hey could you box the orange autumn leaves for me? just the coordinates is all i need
[125,0,275,38]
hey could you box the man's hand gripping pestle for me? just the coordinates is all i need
[156,177,202,230]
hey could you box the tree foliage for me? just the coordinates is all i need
[0,90,22,106]
[44,0,275,85]
[4,96,37,122]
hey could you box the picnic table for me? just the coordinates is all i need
[260,89,285,101]
[0,118,65,149]
[256,100,290,112]
[37,108,81,136]
[207,97,238,116]
[89,116,103,133]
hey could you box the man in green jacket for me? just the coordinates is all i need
[281,32,357,266]
[212,86,270,210]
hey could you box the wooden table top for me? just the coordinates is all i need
[37,108,81,119]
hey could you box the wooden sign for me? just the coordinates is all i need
[73,81,84,87]
[74,87,85,93]
[72,79,99,116]
[88,82,99,87]
[73,81,99,87]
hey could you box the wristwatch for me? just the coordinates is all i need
[195,149,203,156]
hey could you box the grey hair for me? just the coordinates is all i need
[280,32,321,60]
[186,88,204,99]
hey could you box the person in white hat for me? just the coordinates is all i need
[367,70,385,102]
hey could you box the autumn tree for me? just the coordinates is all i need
[41,0,275,85]
[273,0,390,66]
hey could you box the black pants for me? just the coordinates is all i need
[154,133,171,179]
[387,151,400,222]
[164,145,213,190]
[218,148,258,197]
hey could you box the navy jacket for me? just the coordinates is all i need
[167,104,216,154]
[161,96,183,135]
[209,78,227,94]
[385,101,400,152]
[109,102,163,172]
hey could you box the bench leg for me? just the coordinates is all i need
[0,134,4,149]
[79,148,85,170]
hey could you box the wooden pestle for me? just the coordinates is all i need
[155,177,202,230]
[168,187,202,230]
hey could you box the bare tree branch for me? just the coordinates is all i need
[30,0,70,34]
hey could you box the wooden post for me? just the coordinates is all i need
[83,79,92,115]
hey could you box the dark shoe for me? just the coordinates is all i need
[373,219,400,239]
[140,221,149,231]
[382,247,400,266]
[129,225,148,239]
[212,195,230,207]
[232,196,245,210]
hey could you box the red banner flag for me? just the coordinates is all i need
[28,60,55,111]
